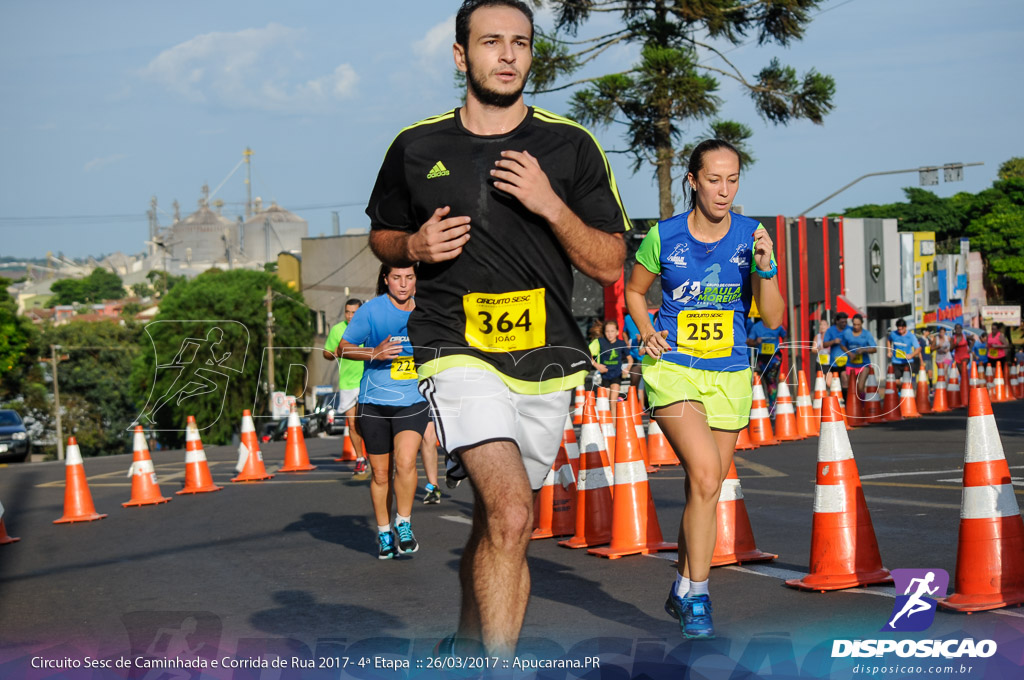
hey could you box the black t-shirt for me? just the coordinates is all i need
[366,107,629,393]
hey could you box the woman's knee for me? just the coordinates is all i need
[687,470,722,503]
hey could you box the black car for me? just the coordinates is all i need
[260,414,318,443]
[0,410,32,463]
[312,391,349,436]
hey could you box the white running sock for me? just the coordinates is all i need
[377,524,391,534]
[674,574,690,599]
[689,579,709,597]
[395,514,411,526]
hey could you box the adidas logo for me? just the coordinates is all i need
[427,161,450,179]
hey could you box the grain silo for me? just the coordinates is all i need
[240,200,308,264]
[168,189,237,268]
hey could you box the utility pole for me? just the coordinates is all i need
[266,286,275,413]
[51,345,64,461]
[244,147,254,219]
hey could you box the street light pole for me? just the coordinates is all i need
[801,162,984,216]
[51,344,64,461]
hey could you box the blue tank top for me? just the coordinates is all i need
[635,211,765,372]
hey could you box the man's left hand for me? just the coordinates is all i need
[491,150,562,221]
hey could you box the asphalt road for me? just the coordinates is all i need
[1,402,1024,679]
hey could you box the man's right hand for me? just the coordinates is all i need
[406,206,471,263]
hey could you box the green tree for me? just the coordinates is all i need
[49,268,126,305]
[41,321,142,456]
[130,269,314,447]
[0,277,42,399]
[998,157,1024,181]
[146,270,186,299]
[965,178,1024,302]
[131,282,152,298]
[842,186,969,242]
[533,0,835,218]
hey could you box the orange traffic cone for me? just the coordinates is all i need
[992,362,1010,403]
[748,374,777,446]
[774,380,802,441]
[123,426,172,507]
[1017,362,1024,399]
[829,375,850,429]
[711,462,777,566]
[948,363,963,409]
[563,414,580,479]
[844,375,864,426]
[812,370,828,421]
[233,410,275,482]
[795,370,818,438]
[559,396,614,549]
[334,422,359,462]
[899,371,921,419]
[734,426,756,451]
[863,370,883,425]
[54,437,107,524]
[931,365,950,413]
[596,386,616,464]
[647,418,680,465]
[572,386,585,425]
[0,500,20,544]
[785,394,892,591]
[177,416,223,494]
[1009,363,1020,401]
[625,386,650,461]
[985,364,994,395]
[915,368,933,414]
[940,364,1024,612]
[532,442,577,540]
[882,364,902,422]
[588,401,676,559]
[280,406,317,472]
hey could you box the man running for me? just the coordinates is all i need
[366,0,628,656]
[324,299,368,478]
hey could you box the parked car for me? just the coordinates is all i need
[312,391,349,436]
[0,409,32,463]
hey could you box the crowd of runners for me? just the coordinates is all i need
[315,0,1023,659]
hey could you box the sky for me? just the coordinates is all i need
[1,0,1022,259]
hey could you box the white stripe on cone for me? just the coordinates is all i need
[577,466,614,490]
[613,459,648,485]
[961,485,1020,519]
[719,478,743,502]
[813,484,847,513]
[66,442,83,466]
[817,421,854,463]
[966,414,1006,463]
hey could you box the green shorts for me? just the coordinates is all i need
[641,356,753,431]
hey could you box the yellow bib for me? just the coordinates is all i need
[390,356,417,380]
[676,310,732,360]
[463,288,546,353]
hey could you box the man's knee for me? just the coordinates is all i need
[480,500,533,548]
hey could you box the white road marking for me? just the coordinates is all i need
[440,514,473,526]
[861,465,1024,481]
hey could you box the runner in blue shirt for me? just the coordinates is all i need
[625,139,784,641]
[972,331,989,366]
[887,318,921,381]
[841,314,877,397]
[746,319,786,408]
[337,265,429,560]
[822,313,850,385]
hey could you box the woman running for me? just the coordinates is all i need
[625,139,784,640]
[337,265,429,559]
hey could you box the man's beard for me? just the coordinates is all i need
[465,54,529,108]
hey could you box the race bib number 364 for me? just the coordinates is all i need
[676,310,733,359]
[463,288,546,353]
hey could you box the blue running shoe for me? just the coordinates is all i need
[680,594,714,640]
[377,531,397,560]
[395,521,419,554]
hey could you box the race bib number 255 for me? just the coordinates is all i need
[463,288,546,353]
[676,310,733,359]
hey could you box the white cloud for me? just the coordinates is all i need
[139,23,358,113]
[84,154,129,172]
[413,15,456,77]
